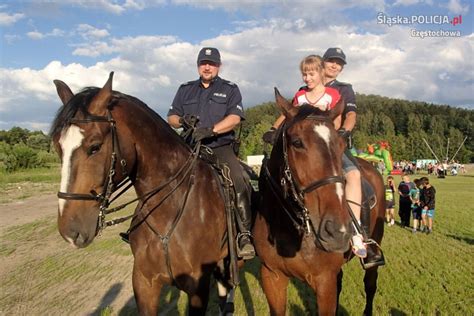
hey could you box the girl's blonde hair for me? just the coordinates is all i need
[299,55,324,76]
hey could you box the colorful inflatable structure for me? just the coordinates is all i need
[352,141,394,175]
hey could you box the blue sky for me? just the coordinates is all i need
[1,0,472,131]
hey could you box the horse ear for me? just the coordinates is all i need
[53,80,74,106]
[89,72,114,115]
[329,97,345,121]
[274,87,297,119]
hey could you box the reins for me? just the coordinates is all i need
[262,115,345,236]
[57,109,201,237]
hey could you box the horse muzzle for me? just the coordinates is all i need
[316,218,352,253]
[57,209,98,248]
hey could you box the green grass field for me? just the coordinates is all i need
[1,169,473,315]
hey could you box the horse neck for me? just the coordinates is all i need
[116,100,191,196]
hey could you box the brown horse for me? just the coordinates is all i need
[50,73,236,315]
[254,89,385,315]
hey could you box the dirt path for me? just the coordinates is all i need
[0,193,57,231]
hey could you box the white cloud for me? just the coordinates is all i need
[27,31,44,40]
[26,28,66,40]
[72,35,178,57]
[445,0,470,14]
[0,11,25,26]
[1,14,472,132]
[393,0,433,6]
[4,34,21,44]
[77,24,110,40]
[52,0,166,14]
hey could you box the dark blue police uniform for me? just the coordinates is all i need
[325,79,358,173]
[168,76,245,148]
[325,79,356,119]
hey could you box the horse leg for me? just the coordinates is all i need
[132,264,163,316]
[362,267,379,316]
[311,272,338,316]
[261,264,289,316]
[187,274,212,316]
[336,269,343,315]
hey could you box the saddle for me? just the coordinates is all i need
[361,177,377,212]
[196,144,257,286]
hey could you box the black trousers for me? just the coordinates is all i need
[212,144,249,197]
[399,198,411,227]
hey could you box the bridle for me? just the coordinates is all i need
[263,114,345,235]
[57,110,133,234]
[57,109,201,237]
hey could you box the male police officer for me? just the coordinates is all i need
[323,47,384,268]
[167,47,255,260]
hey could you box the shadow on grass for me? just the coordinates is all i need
[289,278,350,315]
[239,256,260,315]
[117,284,182,315]
[390,307,408,315]
[115,258,262,315]
[89,283,123,316]
[446,234,474,245]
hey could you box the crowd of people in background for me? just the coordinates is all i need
[385,174,437,234]
[381,159,467,177]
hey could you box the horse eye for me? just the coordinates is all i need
[291,139,303,148]
[87,144,102,156]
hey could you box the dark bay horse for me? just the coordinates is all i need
[50,73,233,315]
[254,89,385,315]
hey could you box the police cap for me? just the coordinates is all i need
[197,47,221,65]
[323,47,347,65]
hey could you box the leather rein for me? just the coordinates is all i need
[263,115,345,235]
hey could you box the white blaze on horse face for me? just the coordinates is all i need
[313,124,331,148]
[58,125,84,215]
[313,124,344,203]
[336,183,344,203]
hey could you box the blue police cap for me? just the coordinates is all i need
[197,47,221,64]
[323,47,347,64]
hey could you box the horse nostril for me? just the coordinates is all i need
[324,220,336,237]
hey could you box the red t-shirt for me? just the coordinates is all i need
[292,86,341,111]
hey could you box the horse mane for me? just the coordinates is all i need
[49,87,167,136]
[285,103,331,129]
[295,103,329,121]
[49,87,100,138]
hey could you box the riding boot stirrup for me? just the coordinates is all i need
[236,231,255,260]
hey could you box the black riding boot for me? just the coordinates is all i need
[361,206,385,270]
[235,192,255,260]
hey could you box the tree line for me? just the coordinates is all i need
[1,93,472,173]
[0,127,58,172]
[239,93,473,163]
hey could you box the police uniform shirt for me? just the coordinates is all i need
[168,76,245,148]
[325,79,357,117]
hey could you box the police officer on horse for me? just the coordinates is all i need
[167,47,255,259]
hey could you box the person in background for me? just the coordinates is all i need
[167,47,255,259]
[410,178,422,233]
[398,175,415,228]
[420,177,436,234]
[385,176,396,226]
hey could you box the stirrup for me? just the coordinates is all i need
[236,232,255,260]
[361,239,385,270]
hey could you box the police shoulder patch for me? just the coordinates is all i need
[181,79,197,86]
[335,80,351,86]
[222,79,236,86]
